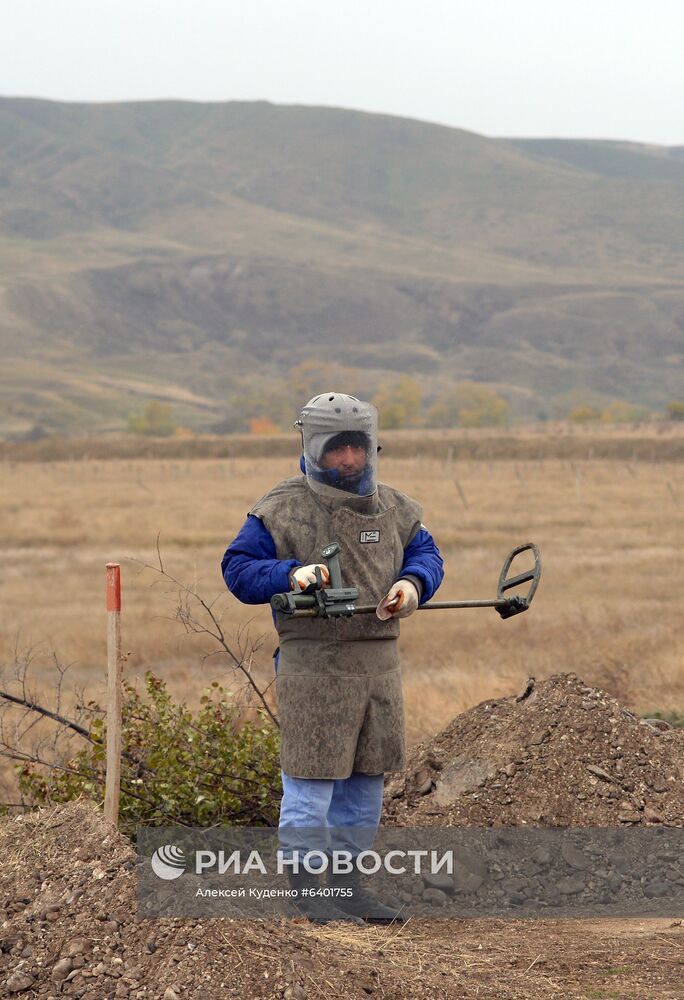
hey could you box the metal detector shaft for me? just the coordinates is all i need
[280,598,517,618]
[344,543,539,618]
[350,598,513,613]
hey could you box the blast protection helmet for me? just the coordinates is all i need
[296,393,378,497]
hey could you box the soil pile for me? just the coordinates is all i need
[2,674,684,998]
[384,673,684,828]
[1,802,683,1000]
[0,802,403,1000]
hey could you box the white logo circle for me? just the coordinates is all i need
[151,844,186,880]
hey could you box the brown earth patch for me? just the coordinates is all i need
[384,674,684,828]
[1,801,683,998]
[2,673,684,998]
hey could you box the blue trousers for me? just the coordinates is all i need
[278,769,385,868]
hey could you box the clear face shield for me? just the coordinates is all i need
[297,393,378,498]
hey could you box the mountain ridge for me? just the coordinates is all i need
[0,97,682,437]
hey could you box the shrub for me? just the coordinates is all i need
[665,401,684,422]
[127,400,176,437]
[373,375,423,429]
[248,416,281,435]
[15,672,281,839]
[601,401,650,423]
[427,381,508,428]
[567,405,601,423]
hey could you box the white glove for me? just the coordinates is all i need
[376,579,419,620]
[290,564,330,591]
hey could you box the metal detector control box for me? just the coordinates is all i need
[270,543,359,618]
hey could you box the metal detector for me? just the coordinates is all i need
[271,541,541,620]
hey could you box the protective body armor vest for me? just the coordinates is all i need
[250,476,422,779]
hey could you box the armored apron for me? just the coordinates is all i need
[250,477,422,779]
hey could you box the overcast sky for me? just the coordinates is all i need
[1,0,683,145]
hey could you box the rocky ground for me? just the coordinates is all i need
[1,674,683,999]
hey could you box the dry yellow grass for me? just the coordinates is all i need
[1,434,683,796]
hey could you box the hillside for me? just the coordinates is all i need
[0,98,683,437]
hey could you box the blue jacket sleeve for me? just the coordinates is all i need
[221,515,300,605]
[399,527,444,605]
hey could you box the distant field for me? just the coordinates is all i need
[3,421,684,462]
[1,427,684,795]
[0,431,684,800]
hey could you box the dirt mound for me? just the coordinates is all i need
[1,803,683,1000]
[384,673,684,828]
[2,692,684,999]
[0,801,410,999]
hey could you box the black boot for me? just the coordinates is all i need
[287,869,365,925]
[328,868,406,924]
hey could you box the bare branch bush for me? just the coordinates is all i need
[0,551,281,829]
[129,537,278,727]
[0,641,101,807]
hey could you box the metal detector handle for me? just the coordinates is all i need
[321,542,344,589]
[495,542,541,619]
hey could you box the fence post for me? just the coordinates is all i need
[105,563,122,827]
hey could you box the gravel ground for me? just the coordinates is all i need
[1,673,683,999]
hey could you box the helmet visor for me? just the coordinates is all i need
[300,395,377,497]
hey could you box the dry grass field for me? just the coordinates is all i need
[1,428,684,797]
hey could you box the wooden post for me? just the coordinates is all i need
[105,563,122,828]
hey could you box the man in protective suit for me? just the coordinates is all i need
[222,393,444,923]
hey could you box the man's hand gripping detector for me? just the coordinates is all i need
[271,543,359,618]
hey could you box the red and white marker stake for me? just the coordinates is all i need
[104,563,122,828]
